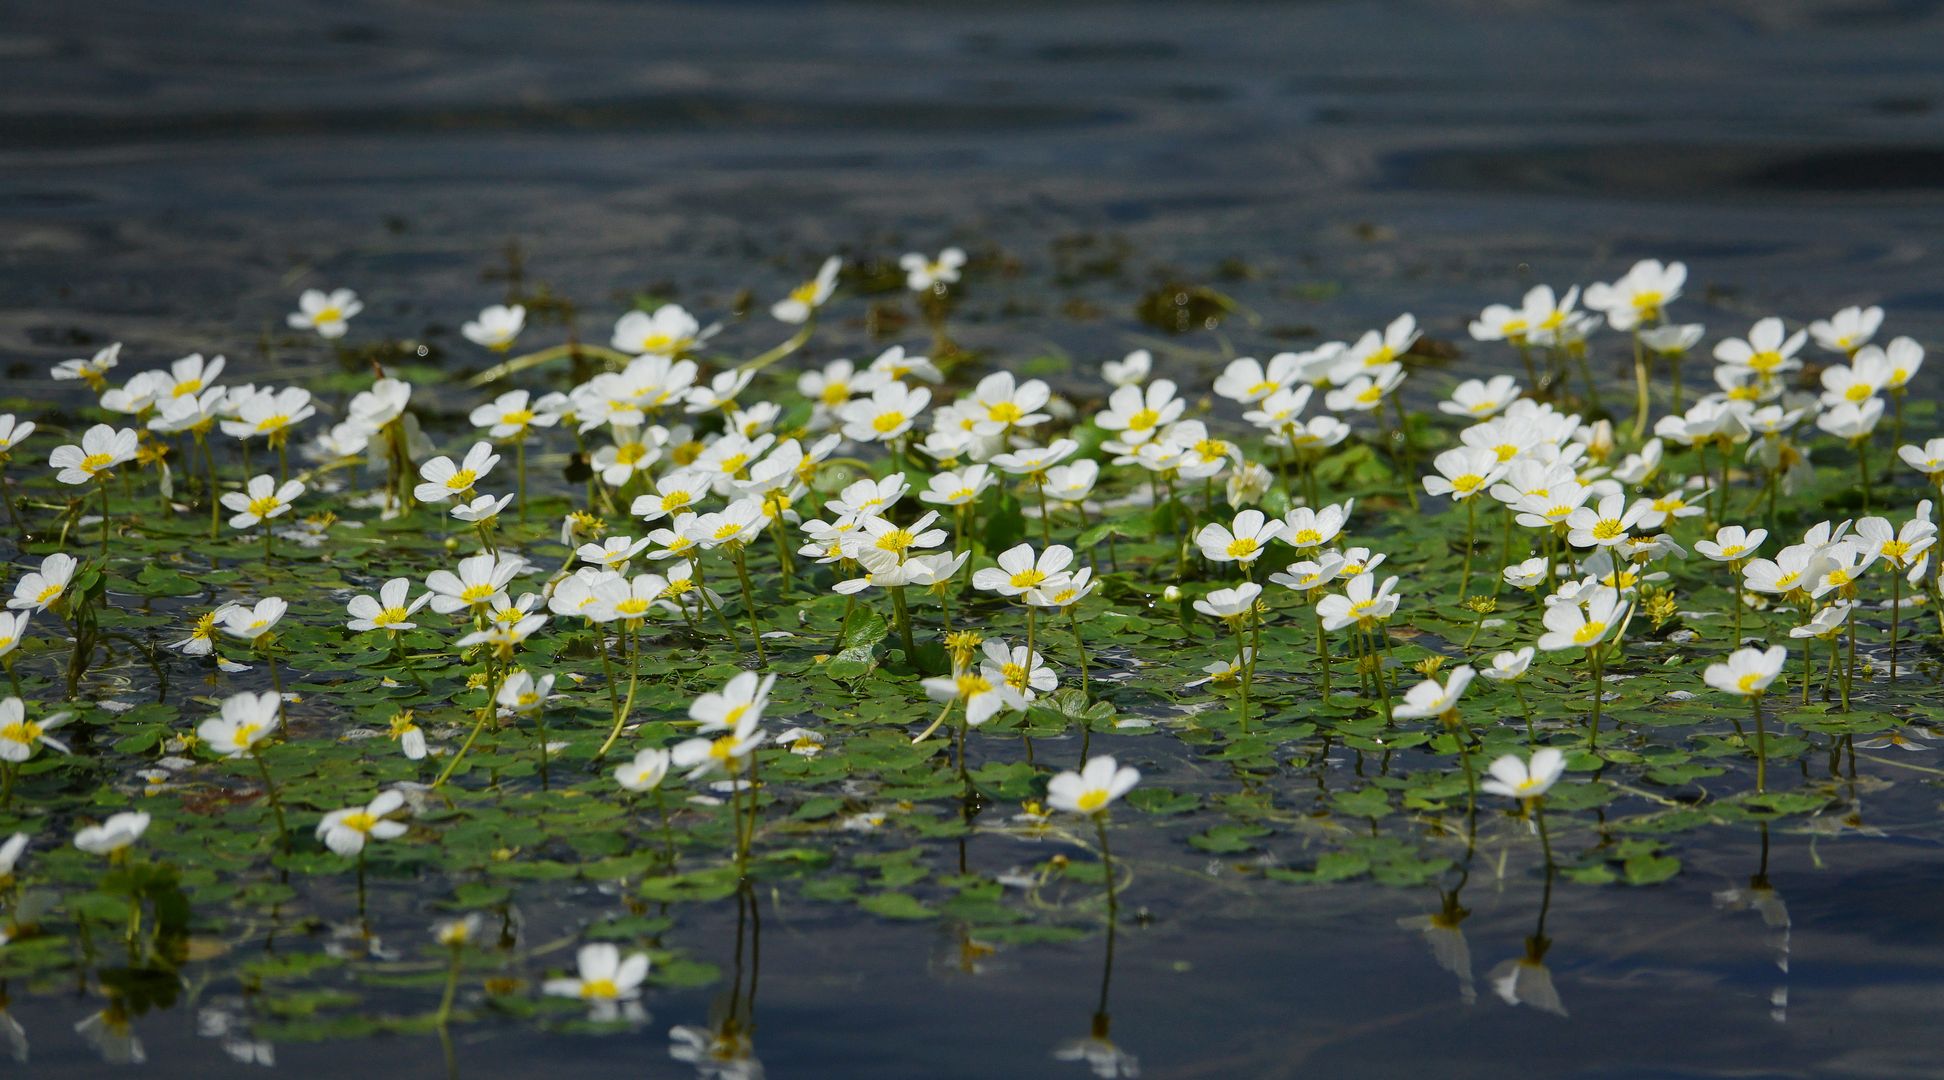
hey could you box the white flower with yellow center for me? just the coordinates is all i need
[0,697,69,763]
[972,543,1074,598]
[1046,755,1140,815]
[286,288,362,339]
[1480,748,1566,801]
[47,424,138,485]
[315,791,408,856]
[197,691,280,759]
[9,552,77,613]
[347,577,431,634]
[461,304,526,352]
[1703,645,1787,697]
[772,255,841,324]
[220,473,304,529]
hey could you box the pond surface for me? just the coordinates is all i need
[3,2,1944,1077]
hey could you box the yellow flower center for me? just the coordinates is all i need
[173,379,202,397]
[1716,544,1745,558]
[1075,789,1109,812]
[876,528,915,553]
[615,443,647,467]
[0,721,43,745]
[373,606,409,627]
[1126,407,1160,431]
[1572,621,1607,645]
[501,408,534,426]
[339,810,379,834]
[1225,537,1259,559]
[1292,528,1322,546]
[956,673,992,697]
[1591,520,1624,541]
[1001,662,1029,690]
[580,978,620,1000]
[1747,351,1782,374]
[459,584,497,605]
[1736,673,1763,693]
[820,383,849,406]
[1008,569,1046,589]
[445,469,477,491]
[1451,474,1484,495]
[872,412,906,434]
[615,598,650,616]
[988,402,1024,425]
[661,491,692,512]
[232,723,264,749]
[79,452,115,473]
[247,495,283,517]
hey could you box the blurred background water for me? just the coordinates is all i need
[3,1,1944,1076]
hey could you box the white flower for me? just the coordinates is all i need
[48,424,137,485]
[1045,755,1140,814]
[1703,645,1786,696]
[543,943,650,1006]
[197,692,280,758]
[1102,349,1151,387]
[52,343,120,385]
[461,304,526,351]
[1816,398,1884,441]
[496,670,556,716]
[220,386,316,442]
[1584,259,1684,331]
[218,597,288,642]
[1392,666,1476,720]
[347,577,431,633]
[691,672,776,732]
[1194,583,1262,620]
[74,811,151,856]
[287,288,363,339]
[612,304,709,357]
[1279,500,1352,549]
[771,255,841,323]
[1316,573,1400,630]
[1480,748,1566,800]
[220,474,304,529]
[315,791,409,856]
[1695,526,1767,563]
[899,246,966,291]
[1195,509,1284,567]
[1712,317,1806,378]
[1096,380,1184,445]
[451,492,514,523]
[670,711,766,780]
[982,639,1057,702]
[968,372,1051,435]
[469,389,560,438]
[1808,305,1882,354]
[616,747,672,792]
[867,345,944,384]
[425,553,525,614]
[1480,646,1534,681]
[1422,446,1505,501]
[1439,375,1522,419]
[1536,586,1629,652]
[972,543,1074,597]
[9,553,77,612]
[922,667,1019,727]
[1502,557,1548,589]
[840,382,931,443]
[416,441,500,503]
[0,698,69,763]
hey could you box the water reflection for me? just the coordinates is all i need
[1399,844,1477,1005]
[1053,817,1136,1078]
[1712,822,1790,1025]
[669,884,764,1080]
[1487,854,1566,1018]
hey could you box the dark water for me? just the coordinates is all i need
[5,1,1944,1076]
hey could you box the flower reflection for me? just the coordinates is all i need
[1398,889,1476,1005]
[671,885,762,1079]
[75,997,144,1065]
[1713,823,1790,1023]
[0,990,25,1063]
[1054,1013,1140,1078]
[670,1022,763,1080]
[198,995,275,1066]
[1488,944,1567,1017]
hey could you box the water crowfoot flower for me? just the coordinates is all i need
[544,943,650,1021]
[1703,645,1786,793]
